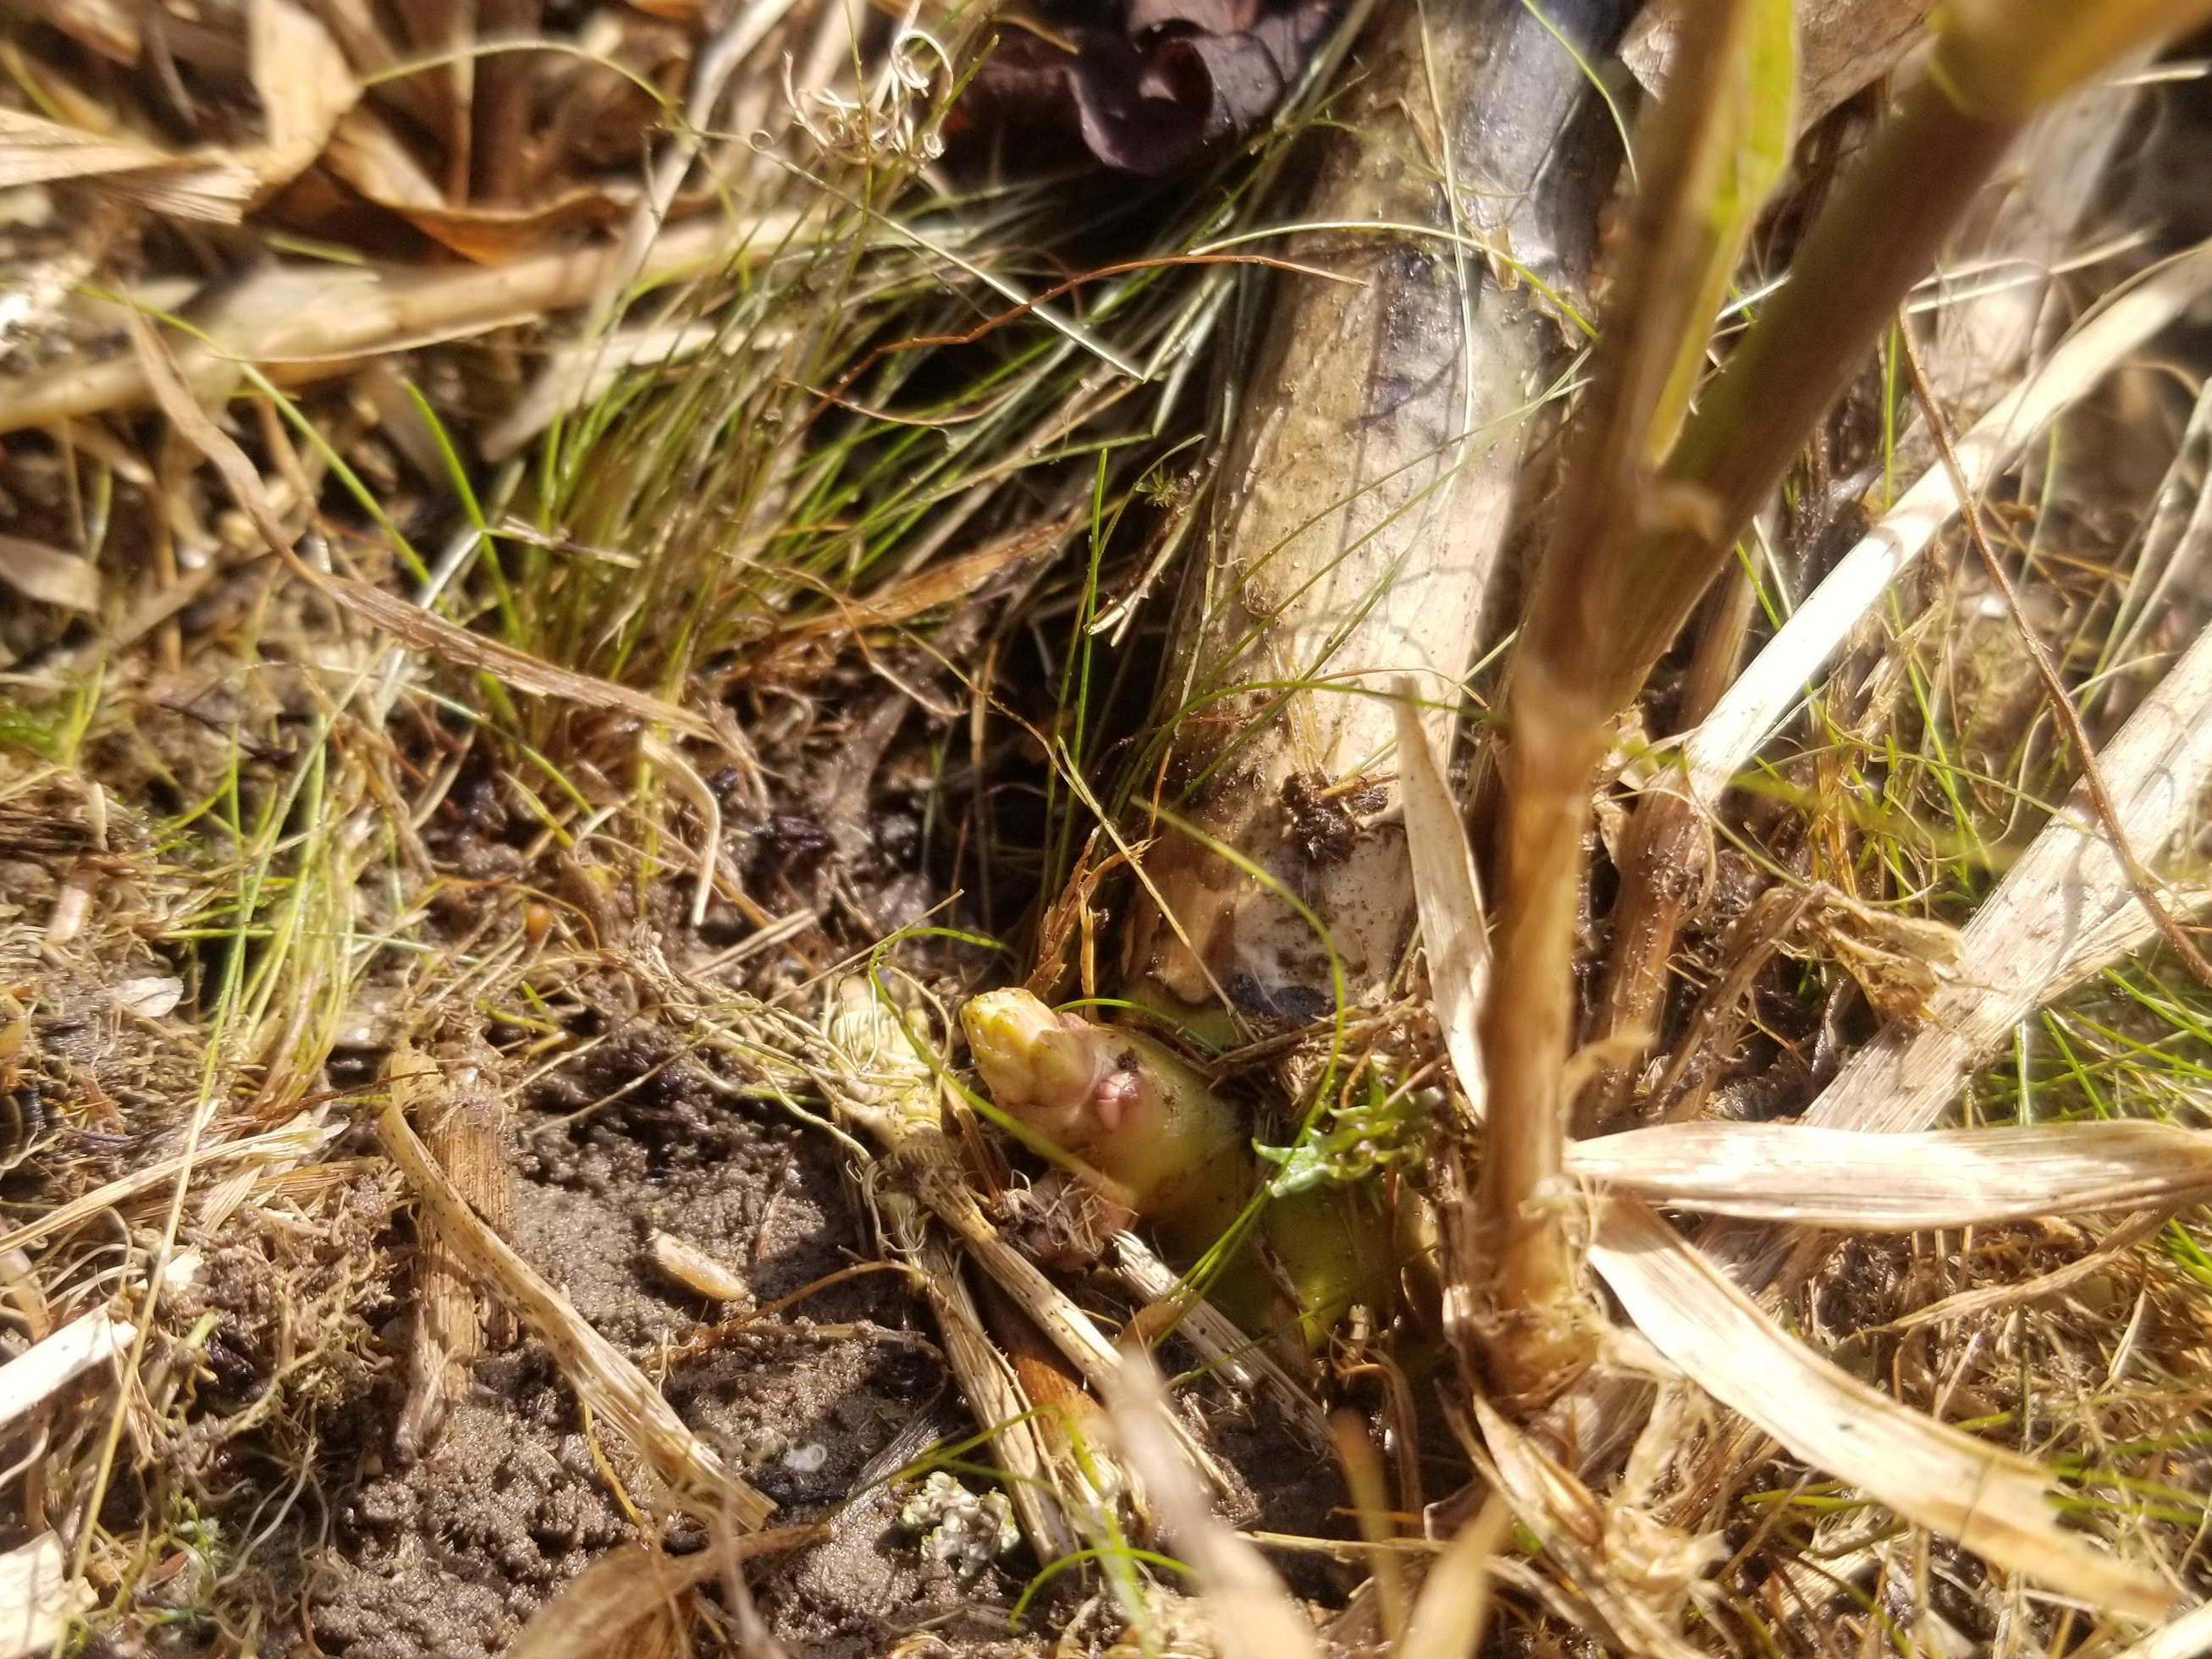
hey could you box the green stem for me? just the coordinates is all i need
[1594,83,2014,710]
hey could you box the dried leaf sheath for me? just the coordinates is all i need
[889,1196,1080,1563]
[390,1039,514,1463]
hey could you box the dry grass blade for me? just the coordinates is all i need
[1569,1119,2212,1226]
[504,1529,824,1659]
[484,317,746,456]
[124,307,719,743]
[0,108,257,222]
[1395,1495,1509,1659]
[1684,238,2212,807]
[314,572,720,741]
[0,213,797,433]
[0,1533,91,1659]
[0,1120,334,1258]
[1807,614,2212,1133]
[1393,680,1487,1119]
[1102,1350,1325,1659]
[376,1096,776,1529]
[1586,1193,2171,1618]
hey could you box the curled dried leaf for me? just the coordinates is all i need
[951,0,1339,174]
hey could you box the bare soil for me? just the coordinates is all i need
[155,1006,1349,1656]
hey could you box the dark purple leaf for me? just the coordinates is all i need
[952,0,1339,174]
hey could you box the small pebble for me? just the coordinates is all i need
[643,1231,750,1304]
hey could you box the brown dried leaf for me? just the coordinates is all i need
[1025,830,1126,1003]
[758,509,1080,681]
[0,0,356,222]
[251,0,360,192]
[1801,887,1961,1024]
[0,534,99,611]
[324,107,645,262]
[0,1119,338,1259]
[1625,0,1934,133]
[774,512,1079,647]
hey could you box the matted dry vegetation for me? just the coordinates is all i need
[3,1,2212,1656]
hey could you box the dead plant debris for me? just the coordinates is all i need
[3,0,2212,1656]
